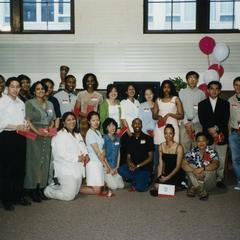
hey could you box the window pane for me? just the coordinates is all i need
[210,0,240,30]
[23,1,71,31]
[0,1,11,31]
[148,1,196,31]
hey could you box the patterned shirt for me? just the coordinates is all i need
[185,146,218,168]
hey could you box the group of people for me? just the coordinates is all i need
[0,67,240,212]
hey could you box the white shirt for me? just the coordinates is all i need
[120,98,140,132]
[51,129,88,178]
[209,97,217,112]
[108,104,120,126]
[0,95,25,133]
[54,90,77,116]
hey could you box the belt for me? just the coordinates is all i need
[231,128,238,132]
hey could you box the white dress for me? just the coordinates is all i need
[85,129,105,186]
[44,129,87,201]
[154,96,179,145]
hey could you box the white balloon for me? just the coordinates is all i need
[203,69,220,84]
[213,43,230,63]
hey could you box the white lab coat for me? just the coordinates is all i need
[44,129,88,201]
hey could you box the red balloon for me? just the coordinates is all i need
[208,64,224,78]
[199,36,216,55]
[199,83,209,97]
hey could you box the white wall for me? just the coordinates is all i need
[0,0,239,90]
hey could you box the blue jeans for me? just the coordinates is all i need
[229,130,240,182]
[118,164,151,192]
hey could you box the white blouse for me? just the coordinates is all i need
[51,129,88,179]
[120,98,140,132]
[0,95,25,133]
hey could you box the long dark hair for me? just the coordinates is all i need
[159,80,178,98]
[61,111,78,134]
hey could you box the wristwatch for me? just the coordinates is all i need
[136,164,140,168]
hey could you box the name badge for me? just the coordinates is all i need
[193,105,198,110]
[91,97,98,101]
[47,109,53,113]
[144,108,150,112]
[62,99,69,104]
[114,142,120,146]
[140,140,146,144]
[232,104,238,110]
[158,184,175,197]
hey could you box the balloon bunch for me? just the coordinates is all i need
[198,36,230,96]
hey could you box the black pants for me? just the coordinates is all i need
[0,131,26,204]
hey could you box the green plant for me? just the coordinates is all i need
[169,76,187,92]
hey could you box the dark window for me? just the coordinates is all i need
[41,0,54,22]
[23,1,36,22]
[144,0,240,33]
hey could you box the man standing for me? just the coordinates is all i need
[58,65,70,91]
[228,76,240,191]
[118,118,154,192]
[179,71,205,152]
[54,75,77,116]
[198,81,230,189]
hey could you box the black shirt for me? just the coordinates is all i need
[48,95,61,118]
[126,132,154,172]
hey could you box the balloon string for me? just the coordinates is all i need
[207,55,210,67]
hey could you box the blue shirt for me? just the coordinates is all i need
[139,102,156,135]
[103,134,120,169]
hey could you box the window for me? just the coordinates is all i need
[0,0,74,33]
[144,0,240,33]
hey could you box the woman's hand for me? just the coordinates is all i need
[78,155,85,162]
[159,176,169,183]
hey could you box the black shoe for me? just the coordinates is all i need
[37,188,49,201]
[17,197,32,206]
[216,181,226,189]
[30,189,42,202]
[3,202,15,211]
[149,189,158,197]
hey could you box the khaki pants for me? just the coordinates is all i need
[212,144,227,182]
[179,122,202,153]
[187,171,216,191]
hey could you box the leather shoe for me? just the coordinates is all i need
[37,188,49,200]
[3,202,15,211]
[30,189,42,202]
[17,197,32,206]
[216,181,226,189]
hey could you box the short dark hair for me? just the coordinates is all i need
[186,71,199,80]
[82,73,98,90]
[195,132,208,141]
[62,111,78,133]
[106,84,118,99]
[41,78,55,86]
[102,118,118,134]
[6,77,20,87]
[87,111,100,122]
[17,74,31,85]
[132,117,142,125]
[60,65,69,72]
[207,81,222,90]
[159,80,178,98]
[30,81,48,96]
[164,124,175,135]
[64,75,76,83]
[0,74,5,82]
[233,76,240,85]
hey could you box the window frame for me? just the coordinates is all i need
[143,0,240,34]
[0,0,74,34]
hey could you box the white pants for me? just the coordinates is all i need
[44,175,82,201]
[104,172,124,190]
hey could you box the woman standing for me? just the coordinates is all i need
[153,80,183,145]
[0,77,31,210]
[99,84,121,134]
[80,111,112,196]
[75,73,103,139]
[44,112,89,201]
[25,81,56,202]
[17,74,32,102]
[150,124,186,196]
[139,88,156,136]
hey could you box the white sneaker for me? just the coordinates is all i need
[234,182,240,191]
